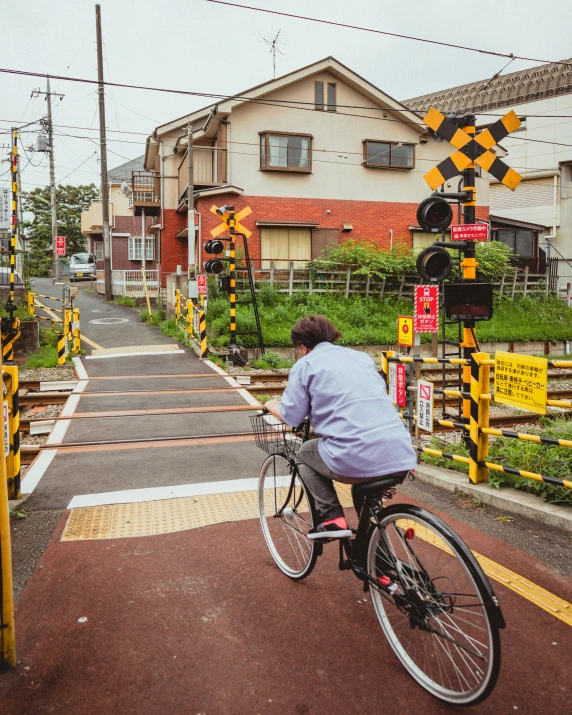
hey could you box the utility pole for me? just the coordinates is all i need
[96,3,112,301]
[187,122,195,269]
[32,79,64,279]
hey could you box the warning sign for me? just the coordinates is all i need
[450,224,489,242]
[414,285,439,333]
[3,401,9,457]
[417,380,434,432]
[388,362,407,407]
[56,235,66,256]
[397,316,414,348]
[494,351,548,415]
[197,274,208,295]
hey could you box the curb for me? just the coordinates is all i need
[414,463,572,533]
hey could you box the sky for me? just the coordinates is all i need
[1,0,570,193]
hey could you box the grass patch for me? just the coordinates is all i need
[250,351,293,370]
[23,325,72,367]
[141,309,165,326]
[424,416,572,507]
[110,296,137,308]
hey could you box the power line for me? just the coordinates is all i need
[57,152,98,182]
[204,1,572,67]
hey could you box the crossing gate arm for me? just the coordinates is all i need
[482,461,572,490]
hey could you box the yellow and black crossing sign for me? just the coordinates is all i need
[210,205,252,238]
[423,107,522,191]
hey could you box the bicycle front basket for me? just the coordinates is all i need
[250,414,304,456]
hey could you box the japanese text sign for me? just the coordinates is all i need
[388,362,407,408]
[494,351,548,415]
[417,380,434,432]
[414,285,439,333]
[397,316,414,348]
[0,187,9,231]
[197,274,208,295]
[56,235,66,256]
[450,224,489,242]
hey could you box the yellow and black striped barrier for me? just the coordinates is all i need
[57,331,67,365]
[420,446,471,466]
[481,461,572,490]
[2,365,20,500]
[199,307,207,358]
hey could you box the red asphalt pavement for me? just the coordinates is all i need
[2,494,571,715]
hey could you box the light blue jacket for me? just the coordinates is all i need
[279,343,417,478]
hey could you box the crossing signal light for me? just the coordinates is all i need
[416,245,453,283]
[204,258,225,274]
[219,276,231,292]
[416,196,453,233]
[204,239,225,255]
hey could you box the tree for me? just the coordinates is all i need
[22,184,98,276]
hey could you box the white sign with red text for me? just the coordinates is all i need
[450,224,489,242]
[417,380,434,433]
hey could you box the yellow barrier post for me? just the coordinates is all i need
[27,292,35,316]
[57,331,66,365]
[199,307,207,358]
[0,355,16,668]
[468,352,490,484]
[73,307,81,354]
[2,365,20,500]
[186,299,193,342]
[175,289,181,322]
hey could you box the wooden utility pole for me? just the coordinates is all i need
[187,123,194,269]
[96,3,112,300]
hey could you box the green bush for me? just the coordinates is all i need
[313,239,416,277]
[111,296,137,308]
[257,283,280,307]
[475,241,512,280]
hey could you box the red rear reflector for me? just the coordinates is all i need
[405,528,415,540]
[377,575,391,587]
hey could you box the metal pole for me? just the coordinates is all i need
[96,4,112,301]
[187,123,195,268]
[45,78,59,280]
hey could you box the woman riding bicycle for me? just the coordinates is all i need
[266,315,417,540]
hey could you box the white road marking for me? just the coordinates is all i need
[85,350,185,360]
[21,449,57,494]
[72,357,89,381]
[203,359,261,407]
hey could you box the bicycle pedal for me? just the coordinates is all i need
[338,560,353,571]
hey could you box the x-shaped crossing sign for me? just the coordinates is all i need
[423,107,522,192]
[210,205,252,239]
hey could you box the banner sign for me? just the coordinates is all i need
[56,235,66,256]
[494,351,548,415]
[450,224,489,242]
[395,363,406,407]
[417,380,434,432]
[414,285,439,333]
[0,187,9,232]
[397,316,414,348]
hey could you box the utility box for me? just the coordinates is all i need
[444,282,493,321]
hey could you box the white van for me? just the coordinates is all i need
[69,253,96,282]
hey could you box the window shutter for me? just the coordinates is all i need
[327,83,336,111]
[315,81,324,110]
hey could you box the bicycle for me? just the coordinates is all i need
[251,411,505,707]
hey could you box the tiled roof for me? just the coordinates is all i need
[404,59,572,114]
[108,155,148,183]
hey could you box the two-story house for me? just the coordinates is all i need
[143,57,490,281]
[406,58,572,289]
[81,156,158,273]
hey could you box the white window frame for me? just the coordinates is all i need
[94,241,104,261]
[128,237,154,261]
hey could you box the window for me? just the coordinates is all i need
[260,228,311,269]
[70,253,95,264]
[94,242,103,261]
[314,81,336,111]
[496,229,535,257]
[327,83,336,112]
[260,132,312,172]
[128,236,154,261]
[363,140,414,169]
[315,81,324,110]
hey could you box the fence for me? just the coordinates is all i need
[96,270,160,298]
[236,263,555,299]
[380,352,572,494]
[174,289,207,357]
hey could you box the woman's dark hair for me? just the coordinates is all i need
[291,315,342,350]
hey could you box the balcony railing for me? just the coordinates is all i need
[178,146,228,200]
[132,171,160,214]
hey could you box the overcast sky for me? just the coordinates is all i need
[1,0,570,193]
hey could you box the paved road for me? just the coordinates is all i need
[5,289,572,713]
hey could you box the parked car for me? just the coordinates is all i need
[69,253,96,282]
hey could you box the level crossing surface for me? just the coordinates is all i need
[6,287,572,713]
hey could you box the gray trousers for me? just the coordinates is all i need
[295,439,369,522]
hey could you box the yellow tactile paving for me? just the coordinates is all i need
[90,344,180,356]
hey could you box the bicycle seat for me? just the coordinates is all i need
[352,471,408,496]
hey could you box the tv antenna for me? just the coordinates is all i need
[258,30,287,79]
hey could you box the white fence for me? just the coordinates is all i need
[96,270,160,298]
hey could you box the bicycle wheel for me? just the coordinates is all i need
[258,454,318,580]
[367,504,501,706]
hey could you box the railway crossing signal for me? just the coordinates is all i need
[416,196,453,233]
[423,107,522,191]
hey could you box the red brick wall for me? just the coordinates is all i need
[159,195,489,277]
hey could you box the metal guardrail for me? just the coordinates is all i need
[381,351,572,492]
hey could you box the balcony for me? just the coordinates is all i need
[81,201,114,235]
[132,171,160,216]
[178,146,228,203]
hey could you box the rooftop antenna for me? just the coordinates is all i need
[258,30,287,79]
